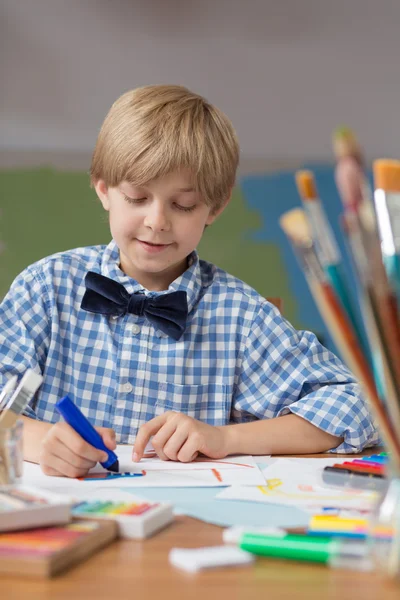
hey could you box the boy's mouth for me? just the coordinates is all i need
[137,239,172,253]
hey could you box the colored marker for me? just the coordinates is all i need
[361,455,388,463]
[326,465,384,478]
[78,472,144,481]
[238,532,370,569]
[333,462,385,475]
[351,459,386,469]
[307,516,393,540]
[55,395,119,472]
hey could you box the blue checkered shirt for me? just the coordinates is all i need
[0,240,379,451]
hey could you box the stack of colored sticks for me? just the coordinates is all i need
[280,129,400,475]
[322,453,388,489]
[308,514,393,540]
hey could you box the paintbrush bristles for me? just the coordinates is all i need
[295,171,317,201]
[373,160,400,192]
[279,208,313,246]
[332,126,363,165]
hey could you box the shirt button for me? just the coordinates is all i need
[123,382,133,393]
[95,341,102,349]
[131,324,141,335]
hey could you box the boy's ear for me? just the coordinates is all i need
[94,179,110,211]
[205,189,233,225]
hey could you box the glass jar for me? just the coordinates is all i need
[0,419,24,485]
[368,472,400,579]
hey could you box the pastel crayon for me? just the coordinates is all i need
[335,462,385,474]
[350,459,387,469]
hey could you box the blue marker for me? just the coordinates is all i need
[80,472,144,481]
[55,395,119,472]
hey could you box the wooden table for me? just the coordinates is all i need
[2,452,400,599]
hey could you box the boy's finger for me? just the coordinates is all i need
[133,414,168,461]
[96,427,117,450]
[177,437,200,463]
[162,429,189,461]
[55,422,108,463]
[150,420,179,460]
[47,438,97,470]
[40,464,64,477]
[40,453,89,479]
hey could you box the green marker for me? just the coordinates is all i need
[239,533,372,569]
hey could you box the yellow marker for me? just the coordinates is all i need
[310,516,367,528]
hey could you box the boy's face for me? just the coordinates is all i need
[95,171,228,291]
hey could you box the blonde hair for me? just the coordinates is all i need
[90,85,239,213]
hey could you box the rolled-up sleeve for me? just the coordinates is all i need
[0,268,51,419]
[232,302,380,453]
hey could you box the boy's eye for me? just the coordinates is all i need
[123,195,146,204]
[174,203,196,212]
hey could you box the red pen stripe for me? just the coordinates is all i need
[212,468,223,482]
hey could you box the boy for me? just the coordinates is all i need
[0,85,378,478]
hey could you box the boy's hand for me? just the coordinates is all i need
[39,422,117,478]
[132,412,228,463]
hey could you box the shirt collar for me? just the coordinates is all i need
[101,239,143,294]
[167,250,202,315]
[100,239,202,314]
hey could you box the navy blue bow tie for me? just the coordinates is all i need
[81,272,188,341]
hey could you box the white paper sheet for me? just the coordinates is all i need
[22,452,266,493]
[216,458,379,511]
[113,444,263,472]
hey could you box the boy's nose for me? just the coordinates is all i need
[144,206,171,232]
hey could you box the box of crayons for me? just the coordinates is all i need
[0,519,117,577]
[0,485,72,533]
[71,490,174,539]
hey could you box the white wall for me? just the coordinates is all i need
[2,0,400,163]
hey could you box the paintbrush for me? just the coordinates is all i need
[342,211,400,446]
[280,208,400,467]
[332,127,368,211]
[0,369,43,428]
[0,370,42,483]
[0,376,18,412]
[295,170,369,363]
[333,130,400,410]
[373,159,400,306]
